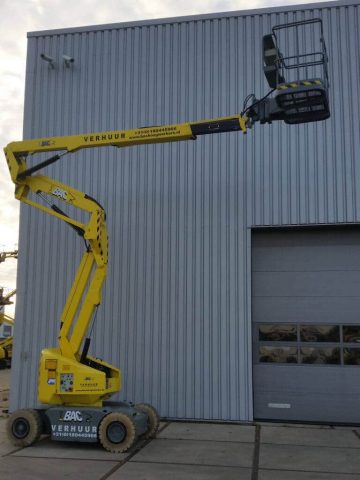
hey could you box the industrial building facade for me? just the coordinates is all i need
[10,0,360,423]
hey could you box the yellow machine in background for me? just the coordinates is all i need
[0,252,17,369]
[0,251,18,264]
[4,18,330,453]
[0,311,14,369]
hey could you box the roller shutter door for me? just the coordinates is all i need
[252,227,360,423]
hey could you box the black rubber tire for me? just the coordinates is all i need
[135,403,160,439]
[6,409,43,447]
[98,412,137,453]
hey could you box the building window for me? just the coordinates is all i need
[344,348,360,365]
[300,325,339,342]
[343,326,360,343]
[256,323,360,366]
[300,347,340,364]
[259,346,298,363]
[259,324,297,342]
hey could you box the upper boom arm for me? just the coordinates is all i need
[5,114,247,181]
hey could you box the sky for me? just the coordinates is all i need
[0,0,331,315]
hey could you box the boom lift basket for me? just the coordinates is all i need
[263,18,330,124]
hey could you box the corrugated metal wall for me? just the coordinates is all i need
[10,1,360,421]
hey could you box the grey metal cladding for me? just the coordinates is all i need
[10,1,360,421]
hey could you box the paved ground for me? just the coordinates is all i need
[1,417,360,479]
[1,370,360,479]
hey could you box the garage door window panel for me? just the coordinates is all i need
[344,348,360,365]
[300,325,340,342]
[343,326,360,343]
[300,347,341,364]
[259,324,297,341]
[259,346,298,363]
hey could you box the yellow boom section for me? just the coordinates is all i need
[5,114,246,175]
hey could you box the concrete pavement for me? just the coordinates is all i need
[1,417,360,479]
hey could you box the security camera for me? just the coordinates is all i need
[40,53,55,68]
[62,55,74,63]
[62,55,74,67]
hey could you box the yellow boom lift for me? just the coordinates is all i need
[5,19,330,452]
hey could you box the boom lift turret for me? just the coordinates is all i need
[5,18,330,452]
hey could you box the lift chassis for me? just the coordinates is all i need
[10,401,158,451]
[5,18,330,453]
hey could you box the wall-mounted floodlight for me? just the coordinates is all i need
[40,53,55,69]
[62,55,74,68]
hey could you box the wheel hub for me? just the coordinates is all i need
[12,418,30,439]
[107,422,126,444]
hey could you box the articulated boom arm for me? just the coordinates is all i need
[4,113,248,406]
[4,114,247,361]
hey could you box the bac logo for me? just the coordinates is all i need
[52,187,68,201]
[39,140,55,147]
[63,410,83,422]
